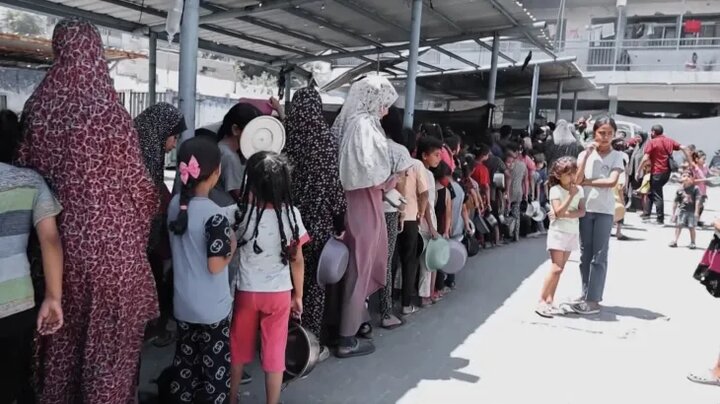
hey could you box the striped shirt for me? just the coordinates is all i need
[0,163,62,319]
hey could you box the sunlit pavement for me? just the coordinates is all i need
[140,186,720,403]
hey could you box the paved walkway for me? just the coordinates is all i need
[140,187,720,403]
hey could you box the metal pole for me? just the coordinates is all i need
[403,0,423,129]
[528,64,540,133]
[556,0,566,51]
[555,81,563,122]
[178,0,200,144]
[613,4,626,72]
[487,32,500,106]
[571,91,579,123]
[284,70,292,111]
[148,31,157,106]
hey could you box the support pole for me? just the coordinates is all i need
[613,3,626,71]
[178,0,200,144]
[403,0,423,129]
[284,70,292,111]
[487,32,500,107]
[571,91,579,123]
[555,81,563,122]
[148,31,157,106]
[555,0,566,51]
[528,64,540,133]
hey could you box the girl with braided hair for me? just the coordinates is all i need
[229,151,309,404]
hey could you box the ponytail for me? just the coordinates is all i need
[169,180,194,235]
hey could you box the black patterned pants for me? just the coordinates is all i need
[380,212,400,318]
[168,317,231,404]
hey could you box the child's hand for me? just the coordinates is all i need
[291,294,303,319]
[37,297,63,335]
[569,184,579,196]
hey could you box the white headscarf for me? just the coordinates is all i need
[332,75,399,191]
[552,119,577,146]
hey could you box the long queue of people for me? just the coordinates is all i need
[4,18,720,404]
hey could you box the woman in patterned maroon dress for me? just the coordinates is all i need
[17,19,158,403]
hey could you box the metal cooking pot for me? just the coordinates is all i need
[283,321,321,384]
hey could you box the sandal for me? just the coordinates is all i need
[336,338,375,358]
[357,322,373,339]
[617,234,629,241]
[687,370,720,387]
[380,314,403,330]
[420,297,433,307]
[402,305,420,316]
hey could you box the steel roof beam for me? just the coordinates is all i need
[327,0,444,71]
[433,46,479,69]
[145,0,318,27]
[284,7,387,49]
[95,0,310,57]
[270,24,518,65]
[422,0,464,33]
[485,0,556,58]
[474,39,516,64]
[199,2,399,68]
[284,7,433,72]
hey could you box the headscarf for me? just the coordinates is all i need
[388,139,414,174]
[332,75,398,190]
[552,120,576,146]
[16,19,158,402]
[134,102,185,187]
[630,131,650,179]
[284,86,346,230]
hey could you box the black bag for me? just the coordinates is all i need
[463,234,480,257]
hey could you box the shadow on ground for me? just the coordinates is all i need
[139,238,550,404]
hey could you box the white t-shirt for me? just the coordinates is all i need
[579,149,625,215]
[548,185,584,234]
[420,168,437,233]
[236,205,309,292]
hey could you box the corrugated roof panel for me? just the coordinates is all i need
[19,0,551,64]
[197,30,287,57]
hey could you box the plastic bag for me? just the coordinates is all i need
[165,0,183,44]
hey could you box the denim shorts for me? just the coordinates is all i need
[677,211,697,229]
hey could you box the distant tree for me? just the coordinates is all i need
[5,11,44,36]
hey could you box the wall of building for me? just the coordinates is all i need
[616,113,720,154]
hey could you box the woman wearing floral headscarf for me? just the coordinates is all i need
[17,19,158,403]
[135,102,186,346]
[284,87,346,355]
[331,75,399,357]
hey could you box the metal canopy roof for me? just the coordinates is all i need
[394,57,598,100]
[0,0,555,71]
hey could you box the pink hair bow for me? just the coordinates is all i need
[179,155,201,184]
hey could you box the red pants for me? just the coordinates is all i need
[230,291,290,373]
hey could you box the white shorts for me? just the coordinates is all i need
[546,229,579,252]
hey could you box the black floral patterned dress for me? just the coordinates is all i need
[284,87,347,337]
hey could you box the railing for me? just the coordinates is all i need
[559,38,720,72]
[117,91,168,118]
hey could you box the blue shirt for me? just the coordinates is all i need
[168,196,233,324]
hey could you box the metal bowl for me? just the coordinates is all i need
[283,321,321,384]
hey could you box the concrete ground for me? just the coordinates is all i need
[140,186,720,403]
